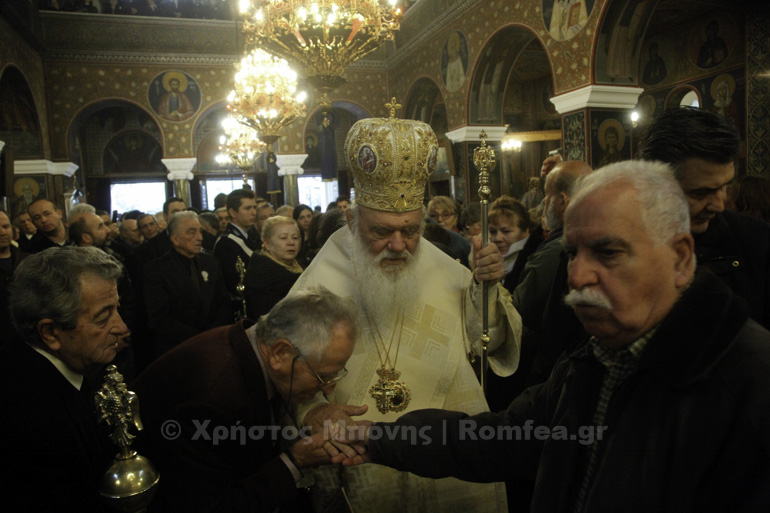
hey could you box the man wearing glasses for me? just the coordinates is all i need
[133,288,363,513]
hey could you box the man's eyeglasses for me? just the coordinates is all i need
[429,211,456,220]
[295,350,348,388]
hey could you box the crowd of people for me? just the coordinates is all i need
[2,107,770,512]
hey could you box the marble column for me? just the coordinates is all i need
[162,157,197,207]
[550,85,644,167]
[276,154,307,206]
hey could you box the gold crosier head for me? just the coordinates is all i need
[344,98,439,213]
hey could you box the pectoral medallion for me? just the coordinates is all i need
[369,368,411,414]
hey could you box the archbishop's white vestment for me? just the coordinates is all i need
[289,228,522,513]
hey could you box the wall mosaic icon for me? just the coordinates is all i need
[148,70,201,122]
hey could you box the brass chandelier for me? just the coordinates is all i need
[216,114,267,182]
[226,48,307,144]
[239,0,402,110]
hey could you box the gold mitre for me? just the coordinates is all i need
[344,98,439,213]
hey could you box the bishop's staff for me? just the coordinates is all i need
[473,130,496,393]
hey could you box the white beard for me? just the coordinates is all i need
[349,229,422,330]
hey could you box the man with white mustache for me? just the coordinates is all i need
[344,160,770,513]
[289,111,522,512]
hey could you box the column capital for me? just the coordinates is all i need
[550,85,645,114]
[276,154,307,177]
[445,126,508,144]
[162,157,197,181]
[14,159,78,177]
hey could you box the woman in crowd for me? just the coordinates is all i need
[244,216,303,319]
[427,195,460,232]
[292,204,314,267]
[488,195,539,293]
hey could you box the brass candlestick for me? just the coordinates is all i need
[96,366,159,513]
[473,130,496,394]
[235,255,248,321]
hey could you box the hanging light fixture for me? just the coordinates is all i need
[501,134,522,152]
[217,114,267,184]
[239,0,401,111]
[227,48,308,145]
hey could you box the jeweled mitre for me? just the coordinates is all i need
[345,115,439,213]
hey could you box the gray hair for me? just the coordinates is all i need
[9,246,123,345]
[261,215,298,241]
[167,210,199,236]
[255,287,358,361]
[198,212,219,232]
[68,203,96,218]
[567,160,690,246]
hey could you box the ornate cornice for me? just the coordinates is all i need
[43,51,240,65]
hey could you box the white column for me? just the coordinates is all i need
[549,85,645,114]
[162,157,197,206]
[445,126,508,144]
[276,154,307,206]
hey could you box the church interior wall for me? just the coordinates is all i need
[0,1,766,213]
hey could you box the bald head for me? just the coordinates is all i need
[69,212,109,247]
[543,160,592,231]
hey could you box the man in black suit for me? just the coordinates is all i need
[0,246,129,512]
[133,288,363,513]
[0,210,27,344]
[13,211,39,253]
[126,197,187,368]
[26,198,72,253]
[144,211,232,356]
[214,188,260,303]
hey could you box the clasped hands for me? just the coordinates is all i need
[286,403,374,468]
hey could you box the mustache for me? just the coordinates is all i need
[374,249,413,263]
[564,288,612,311]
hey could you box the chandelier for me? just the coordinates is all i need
[226,49,307,144]
[216,114,267,182]
[501,135,522,152]
[239,0,401,110]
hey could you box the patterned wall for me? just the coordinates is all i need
[0,15,50,159]
[746,13,770,177]
[388,0,607,130]
[563,111,587,163]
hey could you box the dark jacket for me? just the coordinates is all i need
[143,249,232,356]
[694,210,770,328]
[0,245,26,345]
[133,321,301,513]
[512,225,564,332]
[372,268,770,512]
[244,253,302,319]
[214,223,262,297]
[25,233,73,253]
[0,342,112,512]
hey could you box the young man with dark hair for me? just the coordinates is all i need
[214,188,261,302]
[637,107,770,328]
